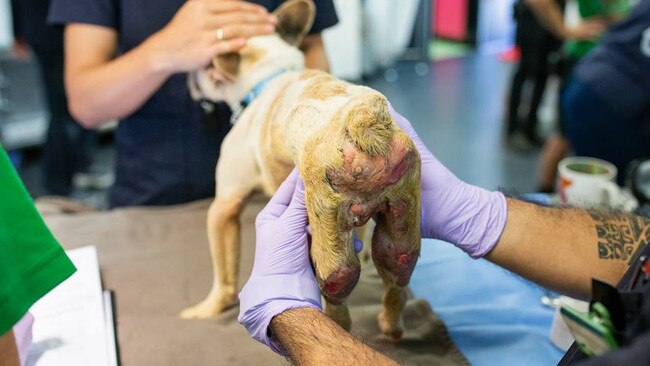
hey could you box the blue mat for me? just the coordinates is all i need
[410,240,565,365]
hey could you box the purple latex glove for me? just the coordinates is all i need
[390,105,508,258]
[238,169,321,354]
[13,312,33,366]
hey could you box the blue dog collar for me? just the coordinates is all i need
[230,69,287,124]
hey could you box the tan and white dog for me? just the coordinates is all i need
[181,0,421,338]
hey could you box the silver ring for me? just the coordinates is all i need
[216,28,224,41]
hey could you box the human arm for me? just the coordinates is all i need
[525,0,606,40]
[0,331,20,366]
[489,200,648,299]
[270,307,398,366]
[300,34,330,71]
[9,0,29,59]
[0,314,33,366]
[390,107,648,299]
[63,0,276,127]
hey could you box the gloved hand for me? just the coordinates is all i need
[390,105,508,258]
[239,169,367,354]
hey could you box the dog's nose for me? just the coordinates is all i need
[321,265,360,304]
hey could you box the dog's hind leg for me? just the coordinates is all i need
[371,169,421,339]
[303,192,359,330]
[180,134,260,319]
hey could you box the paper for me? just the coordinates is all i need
[27,246,117,366]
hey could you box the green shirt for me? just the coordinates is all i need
[0,149,76,335]
[566,0,631,58]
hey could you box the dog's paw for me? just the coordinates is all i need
[377,310,404,340]
[179,296,237,319]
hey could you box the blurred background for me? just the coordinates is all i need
[1,0,571,208]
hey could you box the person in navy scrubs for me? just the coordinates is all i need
[11,0,96,196]
[562,0,650,184]
[48,0,338,208]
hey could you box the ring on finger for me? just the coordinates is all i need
[216,28,225,41]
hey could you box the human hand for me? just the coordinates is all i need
[565,19,607,40]
[11,39,30,60]
[389,106,508,258]
[238,169,321,354]
[146,0,276,72]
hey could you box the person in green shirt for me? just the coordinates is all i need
[0,148,76,365]
[526,0,630,192]
[566,0,630,58]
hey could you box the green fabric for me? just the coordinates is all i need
[566,0,631,59]
[0,148,76,335]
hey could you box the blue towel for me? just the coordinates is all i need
[410,240,565,365]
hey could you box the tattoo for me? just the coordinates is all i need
[589,211,650,263]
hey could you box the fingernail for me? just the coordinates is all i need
[269,15,278,24]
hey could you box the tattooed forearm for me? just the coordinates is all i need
[589,211,650,263]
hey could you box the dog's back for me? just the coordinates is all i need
[231,68,392,196]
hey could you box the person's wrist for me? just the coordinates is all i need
[265,302,321,354]
[238,273,322,354]
[427,181,508,258]
[467,187,508,258]
[141,30,178,75]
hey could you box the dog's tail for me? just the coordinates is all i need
[343,92,393,156]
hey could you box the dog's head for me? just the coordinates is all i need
[189,0,316,110]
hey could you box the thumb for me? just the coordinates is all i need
[282,173,307,220]
[257,169,299,223]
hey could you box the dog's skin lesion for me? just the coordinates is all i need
[180,0,421,340]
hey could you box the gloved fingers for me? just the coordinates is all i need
[284,173,307,217]
[388,104,435,162]
[353,230,363,253]
[258,169,299,222]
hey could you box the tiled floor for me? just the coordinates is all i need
[16,54,549,208]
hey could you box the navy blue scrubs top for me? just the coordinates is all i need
[574,0,650,121]
[48,0,337,208]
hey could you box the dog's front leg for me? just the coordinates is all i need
[180,198,243,319]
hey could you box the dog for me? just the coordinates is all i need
[180,0,421,339]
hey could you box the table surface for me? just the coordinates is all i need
[41,198,468,366]
[409,192,565,365]
[41,194,566,365]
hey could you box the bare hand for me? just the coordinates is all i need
[565,19,607,40]
[11,39,30,59]
[146,0,277,72]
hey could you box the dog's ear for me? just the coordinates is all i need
[273,0,316,46]
[212,53,241,81]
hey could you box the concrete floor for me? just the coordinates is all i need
[374,57,541,193]
[15,54,544,207]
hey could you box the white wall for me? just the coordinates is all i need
[323,0,363,80]
[323,0,421,80]
[0,0,13,49]
[364,0,420,68]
